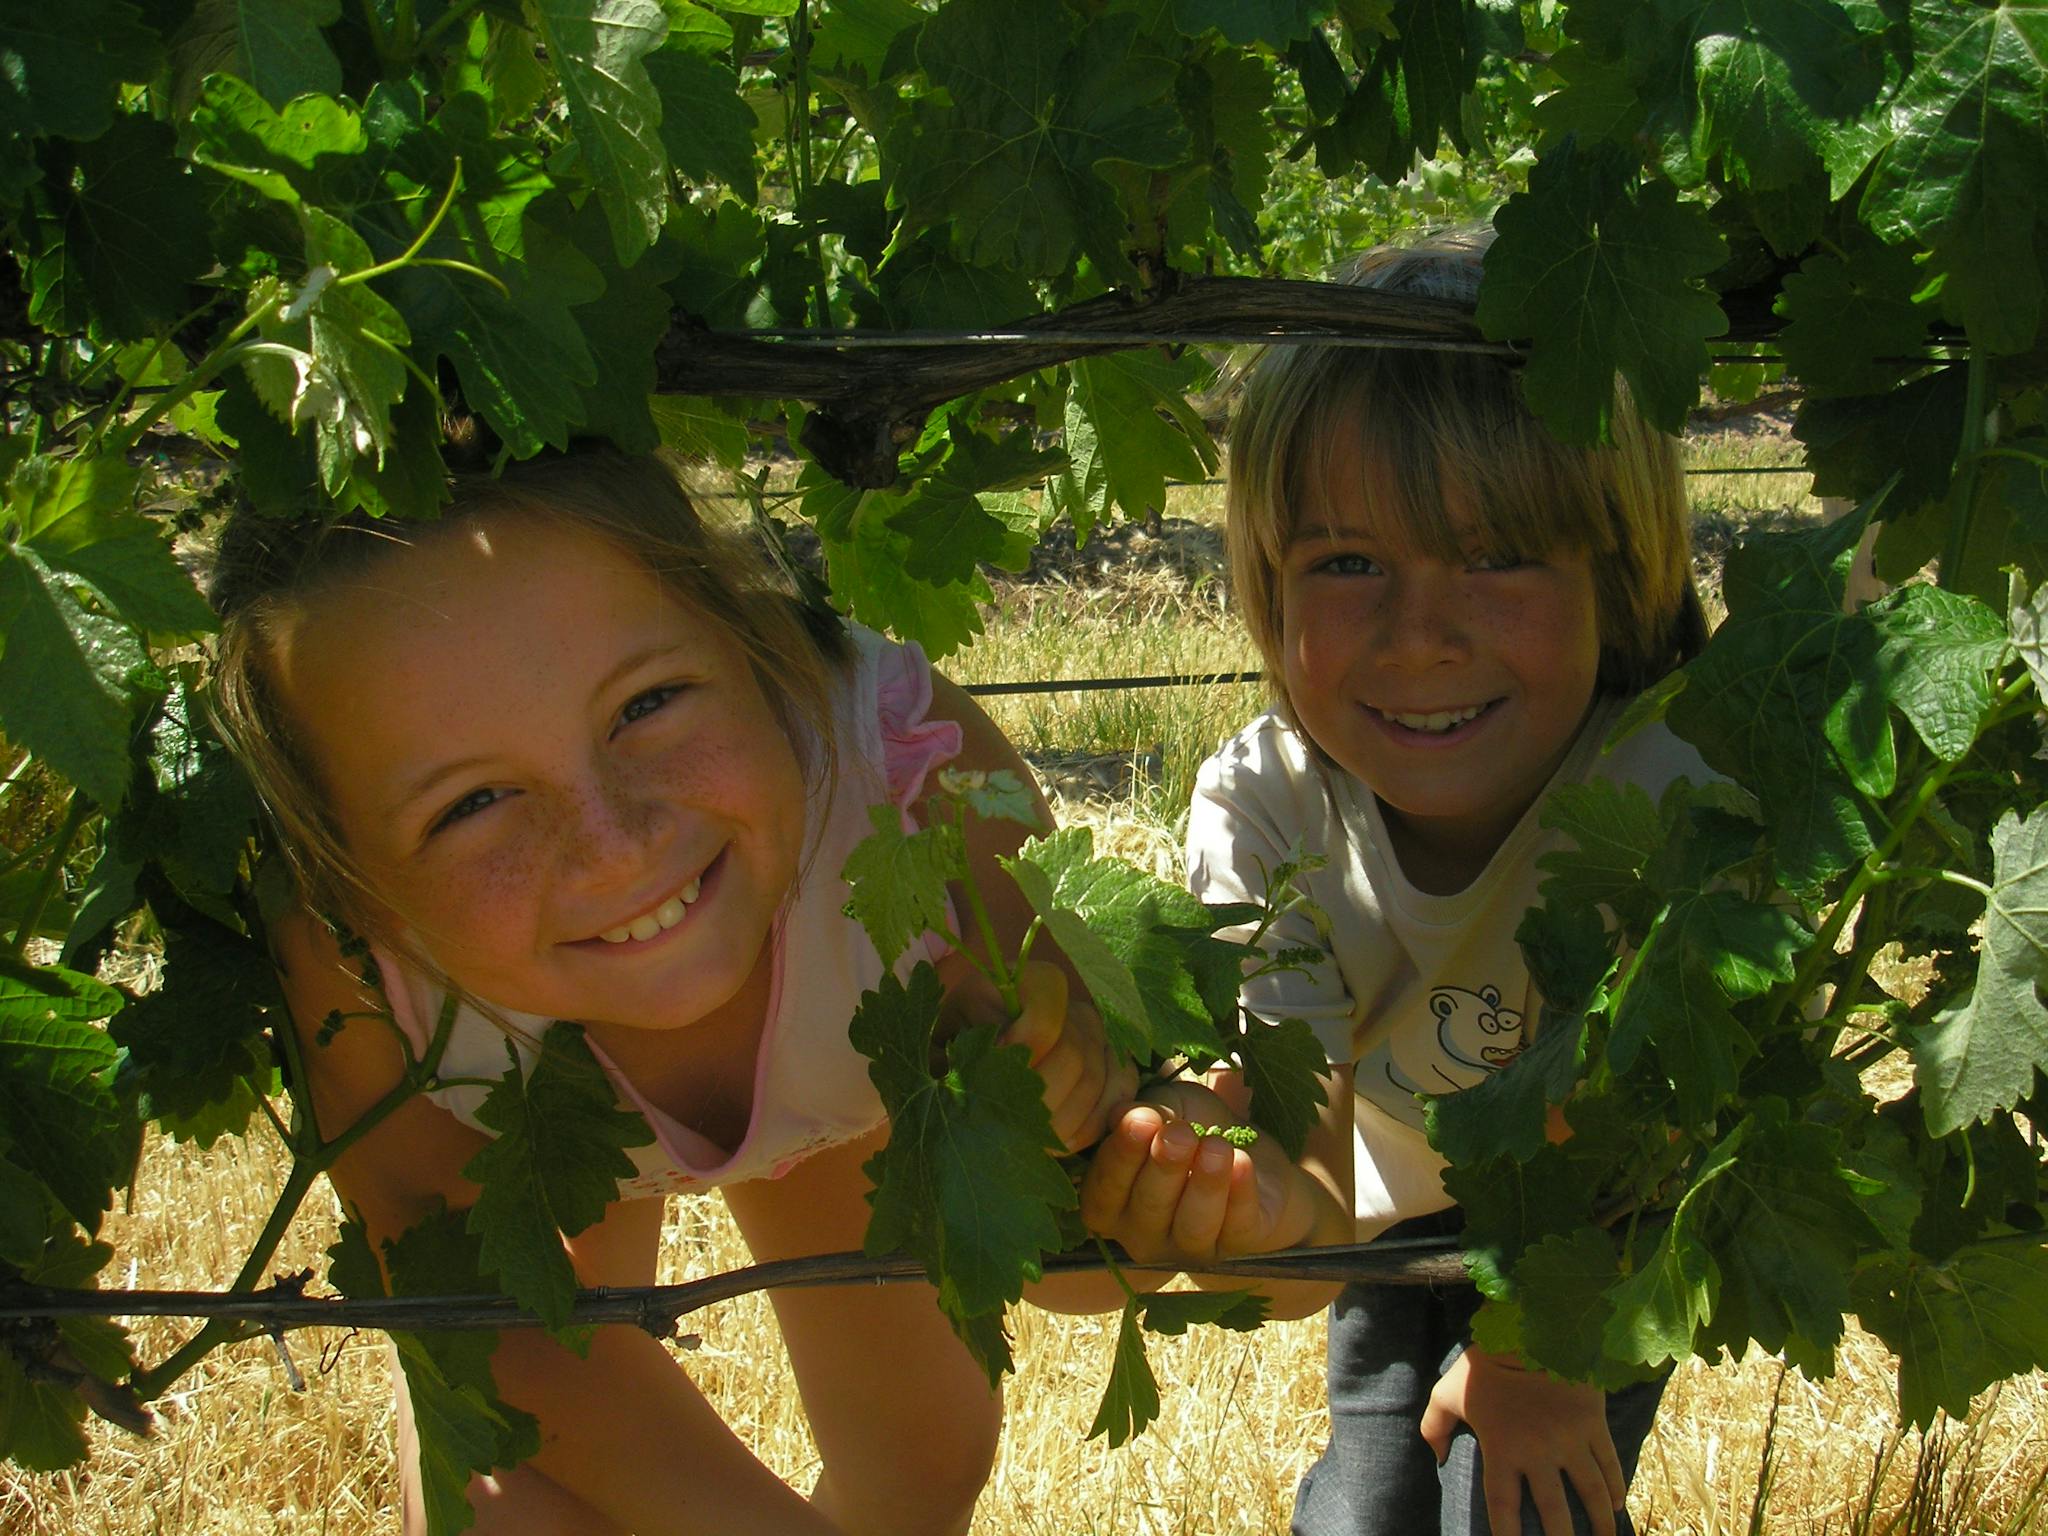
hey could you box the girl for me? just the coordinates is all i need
[209,448,1127,1535]
[1080,229,1711,1536]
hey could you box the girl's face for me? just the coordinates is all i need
[271,513,808,1033]
[1279,429,1602,891]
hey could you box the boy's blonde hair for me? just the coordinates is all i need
[1227,228,1706,718]
[209,450,848,949]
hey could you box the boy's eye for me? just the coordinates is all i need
[430,787,502,835]
[615,685,684,733]
[1317,552,1382,576]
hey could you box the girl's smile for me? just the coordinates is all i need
[269,512,810,1035]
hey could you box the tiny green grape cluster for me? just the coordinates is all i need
[1186,1123,1260,1148]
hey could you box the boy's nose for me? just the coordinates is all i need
[1374,572,1470,667]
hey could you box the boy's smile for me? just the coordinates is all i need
[1279,434,1603,893]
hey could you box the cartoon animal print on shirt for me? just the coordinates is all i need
[1429,984,1524,1085]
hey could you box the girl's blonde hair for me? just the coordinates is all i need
[210,450,849,950]
[1226,227,1706,717]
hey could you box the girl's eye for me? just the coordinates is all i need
[615,684,684,734]
[1470,551,1530,573]
[430,787,501,835]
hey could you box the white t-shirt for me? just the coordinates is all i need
[1185,694,1711,1238]
[372,624,962,1198]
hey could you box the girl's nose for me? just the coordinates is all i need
[560,772,672,884]
[1374,569,1470,668]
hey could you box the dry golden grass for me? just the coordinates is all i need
[7,1124,2043,1536]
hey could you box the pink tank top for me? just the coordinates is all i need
[372,625,962,1197]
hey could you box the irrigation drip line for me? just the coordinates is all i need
[0,1237,1470,1338]
[961,670,1263,696]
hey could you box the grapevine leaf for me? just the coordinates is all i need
[1860,1,2048,356]
[1004,825,1235,1062]
[1796,367,1967,516]
[531,0,670,263]
[839,805,965,966]
[2014,579,2048,707]
[1608,888,1808,1125]
[230,0,343,107]
[853,965,1074,1377]
[941,768,1041,829]
[0,0,159,148]
[0,552,143,811]
[1694,1102,1878,1376]
[1535,779,1665,923]
[649,396,750,469]
[1237,1015,1330,1162]
[557,200,683,453]
[1602,1218,1717,1369]
[361,1211,545,1536]
[113,678,261,900]
[1088,1298,1158,1445]
[1854,1240,2048,1429]
[283,209,412,491]
[877,238,1038,330]
[1509,1226,1621,1382]
[1170,0,1319,45]
[1445,1140,1592,1298]
[1665,511,1892,890]
[809,478,990,658]
[1866,584,2009,762]
[1477,136,1728,442]
[1426,999,1587,1166]
[646,47,757,200]
[187,75,367,208]
[1139,1287,1270,1335]
[463,1025,656,1333]
[0,966,134,1233]
[0,1152,52,1267]
[1054,350,1219,535]
[25,117,211,342]
[0,1346,88,1471]
[111,917,279,1130]
[896,0,1187,279]
[1773,236,1933,398]
[1911,807,2048,1136]
[9,452,216,638]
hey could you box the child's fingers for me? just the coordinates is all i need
[1078,1107,1161,1233]
[1166,1136,1237,1258]
[998,963,1068,1065]
[1562,1449,1619,1536]
[1593,1426,1627,1513]
[1523,1466,1576,1536]
[1215,1151,1267,1254]
[1483,1460,1531,1536]
[1417,1397,1458,1466]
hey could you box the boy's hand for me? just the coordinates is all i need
[997,960,1134,1152]
[1420,1345,1627,1536]
[1077,1080,1313,1266]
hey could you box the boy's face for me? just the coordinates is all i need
[1278,430,1602,891]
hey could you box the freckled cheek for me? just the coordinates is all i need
[376,845,549,966]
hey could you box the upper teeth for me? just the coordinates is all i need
[1380,704,1485,733]
[598,877,702,944]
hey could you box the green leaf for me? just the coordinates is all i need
[1088,1298,1158,1446]
[0,1152,54,1267]
[1911,806,2048,1136]
[839,804,965,966]
[895,0,1188,279]
[1796,369,1967,516]
[1053,350,1219,536]
[0,966,134,1233]
[1867,584,2009,761]
[25,117,212,342]
[876,238,1038,331]
[646,47,757,200]
[0,1345,88,1471]
[649,396,751,468]
[1694,1103,1878,1376]
[1608,888,1808,1124]
[1004,825,1236,1063]
[188,76,367,208]
[1237,1014,1330,1163]
[0,0,159,148]
[1171,0,1319,45]
[1139,1286,1269,1335]
[0,550,144,810]
[1426,1000,1586,1166]
[1477,137,1728,441]
[463,1025,656,1332]
[559,201,684,453]
[1665,512,1892,890]
[230,0,343,107]
[10,455,218,638]
[112,917,279,1129]
[1855,1240,2048,1428]
[1509,1226,1621,1381]
[365,1210,545,1535]
[1535,778,1665,922]
[533,0,671,263]
[853,965,1074,1377]
[1774,236,1933,398]
[807,474,993,659]
[1602,1217,1717,1368]
[112,677,261,900]
[2014,578,2048,708]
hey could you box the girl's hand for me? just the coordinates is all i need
[997,960,1136,1152]
[1077,1080,1315,1266]
[1419,1345,1627,1536]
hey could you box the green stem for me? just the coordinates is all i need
[108,293,288,458]
[339,162,466,289]
[1883,865,1992,898]
[359,0,397,65]
[1094,1237,1140,1305]
[789,3,830,330]
[1978,445,2048,474]
[1940,349,1992,592]
[6,794,86,960]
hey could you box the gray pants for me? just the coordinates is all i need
[1293,1213,1666,1536]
